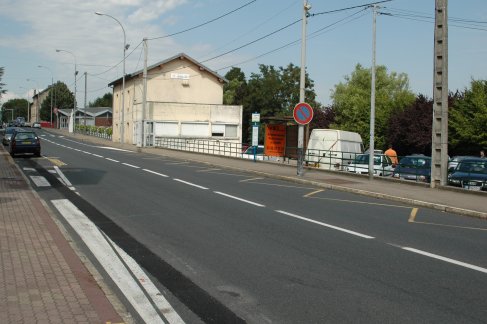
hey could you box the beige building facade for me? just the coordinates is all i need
[109,53,242,146]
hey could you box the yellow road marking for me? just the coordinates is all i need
[45,157,66,166]
[196,168,221,172]
[409,208,419,222]
[307,196,411,208]
[304,189,325,198]
[240,177,264,182]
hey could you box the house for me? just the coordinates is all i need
[30,87,50,124]
[57,107,112,129]
[108,53,243,146]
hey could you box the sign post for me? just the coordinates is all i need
[293,102,313,175]
[251,113,260,161]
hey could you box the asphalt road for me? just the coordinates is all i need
[14,129,487,323]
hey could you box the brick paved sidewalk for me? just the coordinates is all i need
[0,150,127,323]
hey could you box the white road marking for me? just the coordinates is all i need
[105,158,120,163]
[23,167,36,171]
[214,191,265,207]
[30,176,50,187]
[51,199,170,324]
[54,166,75,191]
[92,154,104,158]
[97,146,133,152]
[143,169,169,178]
[122,162,140,169]
[275,210,375,239]
[402,247,487,274]
[173,179,208,190]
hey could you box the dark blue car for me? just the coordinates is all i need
[8,130,41,157]
[448,158,487,191]
[393,155,431,182]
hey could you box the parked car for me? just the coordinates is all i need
[393,155,432,182]
[346,154,394,176]
[8,130,41,157]
[242,145,265,160]
[448,155,477,172]
[2,127,20,146]
[448,158,487,191]
[32,122,41,128]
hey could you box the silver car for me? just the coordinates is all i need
[2,127,19,146]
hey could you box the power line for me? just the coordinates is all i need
[147,0,257,41]
[310,0,393,17]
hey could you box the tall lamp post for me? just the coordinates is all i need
[56,49,77,132]
[95,11,128,144]
[38,65,54,126]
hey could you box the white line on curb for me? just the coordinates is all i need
[275,210,375,239]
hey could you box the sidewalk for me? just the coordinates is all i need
[46,128,487,220]
[0,148,129,323]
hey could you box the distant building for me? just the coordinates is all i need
[58,107,112,129]
[108,53,242,146]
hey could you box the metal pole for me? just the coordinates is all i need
[84,72,87,126]
[368,5,377,180]
[140,38,148,148]
[297,0,310,176]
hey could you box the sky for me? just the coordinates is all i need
[1,0,486,110]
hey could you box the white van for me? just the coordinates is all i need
[305,129,364,171]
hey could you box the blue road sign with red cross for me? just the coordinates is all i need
[293,102,314,125]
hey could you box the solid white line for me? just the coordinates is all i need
[107,235,185,324]
[54,166,73,187]
[214,191,265,207]
[143,169,169,178]
[105,158,120,163]
[92,154,104,158]
[51,199,167,323]
[122,162,140,169]
[402,247,487,274]
[275,210,375,239]
[173,178,208,190]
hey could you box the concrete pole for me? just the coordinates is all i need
[297,0,310,176]
[84,72,87,126]
[139,38,148,148]
[368,5,377,180]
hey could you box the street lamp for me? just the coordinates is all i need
[95,11,129,144]
[38,65,54,126]
[56,49,78,132]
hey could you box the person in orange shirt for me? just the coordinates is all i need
[385,144,399,166]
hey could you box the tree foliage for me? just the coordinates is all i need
[1,98,29,123]
[89,92,113,107]
[330,64,415,150]
[0,67,6,99]
[39,81,74,121]
[449,79,487,154]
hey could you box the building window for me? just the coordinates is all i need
[211,124,237,137]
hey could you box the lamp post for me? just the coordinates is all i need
[56,49,77,132]
[95,11,128,144]
[38,65,54,126]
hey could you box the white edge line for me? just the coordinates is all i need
[143,169,169,178]
[105,158,120,163]
[173,178,208,190]
[51,199,166,324]
[214,191,265,207]
[275,210,375,239]
[122,162,140,169]
[54,165,73,188]
[402,247,487,274]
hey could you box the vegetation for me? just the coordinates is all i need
[1,98,29,123]
[39,81,75,122]
[0,67,6,99]
[89,92,112,107]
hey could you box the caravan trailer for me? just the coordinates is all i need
[305,129,364,170]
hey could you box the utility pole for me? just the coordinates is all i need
[297,0,311,176]
[431,0,448,187]
[368,4,377,180]
[84,72,87,126]
[139,38,148,148]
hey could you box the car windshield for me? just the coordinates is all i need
[245,146,264,155]
[6,128,16,134]
[352,154,381,165]
[399,157,431,168]
[457,161,487,174]
[15,132,36,140]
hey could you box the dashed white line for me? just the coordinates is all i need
[214,191,265,207]
[92,154,104,158]
[402,247,487,274]
[143,169,169,178]
[122,162,140,169]
[275,210,375,239]
[105,158,120,163]
[173,179,208,190]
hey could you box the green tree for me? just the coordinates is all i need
[39,81,74,122]
[449,79,487,154]
[223,67,247,106]
[89,92,113,107]
[0,67,6,99]
[330,64,415,149]
[1,98,29,123]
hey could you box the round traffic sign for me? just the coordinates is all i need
[293,102,314,125]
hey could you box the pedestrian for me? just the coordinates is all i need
[481,150,485,158]
[385,144,399,165]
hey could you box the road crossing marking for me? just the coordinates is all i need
[29,176,50,187]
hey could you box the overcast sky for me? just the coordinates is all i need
[1,0,486,109]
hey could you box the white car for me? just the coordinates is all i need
[242,145,265,160]
[346,154,394,176]
[32,122,41,128]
